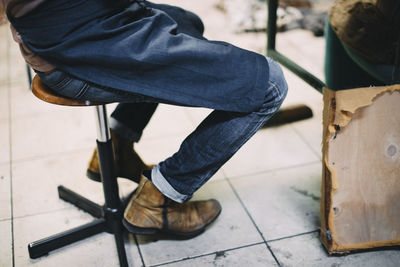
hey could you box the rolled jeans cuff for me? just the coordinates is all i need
[109,117,141,142]
[151,165,191,203]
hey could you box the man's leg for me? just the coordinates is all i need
[145,1,205,40]
[87,1,205,183]
[36,1,287,236]
[38,55,287,237]
[109,103,158,142]
[123,57,288,234]
[86,102,158,182]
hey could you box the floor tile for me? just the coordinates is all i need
[139,104,195,142]
[135,134,225,181]
[282,68,323,107]
[0,24,9,85]
[137,179,263,266]
[11,108,96,161]
[184,107,213,128]
[10,81,66,119]
[166,244,278,267]
[280,69,324,158]
[136,133,188,164]
[277,29,326,81]
[221,125,319,178]
[12,149,105,217]
[12,147,138,218]
[290,111,322,159]
[269,232,400,267]
[7,37,28,85]
[14,209,142,267]
[0,220,12,267]
[0,120,10,164]
[0,85,9,121]
[0,163,11,220]
[230,162,321,240]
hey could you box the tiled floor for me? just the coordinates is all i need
[1,1,399,266]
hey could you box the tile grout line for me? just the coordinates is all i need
[0,217,12,223]
[226,178,282,267]
[267,229,320,243]
[149,241,266,267]
[12,207,75,220]
[290,124,322,160]
[7,28,16,267]
[133,234,146,267]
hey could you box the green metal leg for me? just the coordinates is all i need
[266,0,325,93]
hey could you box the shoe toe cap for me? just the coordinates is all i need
[198,199,222,224]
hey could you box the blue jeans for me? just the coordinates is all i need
[38,57,287,202]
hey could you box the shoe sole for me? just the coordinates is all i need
[122,218,205,237]
[122,208,222,237]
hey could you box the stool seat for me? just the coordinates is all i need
[31,75,104,106]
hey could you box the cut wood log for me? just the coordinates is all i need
[321,85,400,253]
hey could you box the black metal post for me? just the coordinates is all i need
[26,64,32,87]
[267,0,325,92]
[267,0,278,52]
[95,105,129,267]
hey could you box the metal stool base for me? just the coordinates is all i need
[28,139,129,267]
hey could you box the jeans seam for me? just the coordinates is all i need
[270,79,287,105]
[74,82,90,99]
[48,74,70,89]
[269,80,282,99]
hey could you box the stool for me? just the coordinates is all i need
[28,75,129,267]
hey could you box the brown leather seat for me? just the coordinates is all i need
[31,75,103,106]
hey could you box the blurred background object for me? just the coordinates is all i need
[0,4,7,25]
[218,0,333,36]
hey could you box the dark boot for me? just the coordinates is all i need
[123,176,222,236]
[86,130,151,183]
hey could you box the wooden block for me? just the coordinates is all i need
[321,85,400,253]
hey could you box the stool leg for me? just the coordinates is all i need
[28,219,107,259]
[58,185,103,218]
[95,105,129,267]
[26,64,32,88]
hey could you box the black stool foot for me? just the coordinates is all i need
[114,229,129,267]
[28,185,130,265]
[58,185,103,218]
[28,218,107,259]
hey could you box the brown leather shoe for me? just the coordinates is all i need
[86,130,151,183]
[123,176,222,236]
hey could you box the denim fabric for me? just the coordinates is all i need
[10,0,269,113]
[156,57,287,202]
[26,0,285,202]
[110,103,157,142]
[37,57,287,202]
